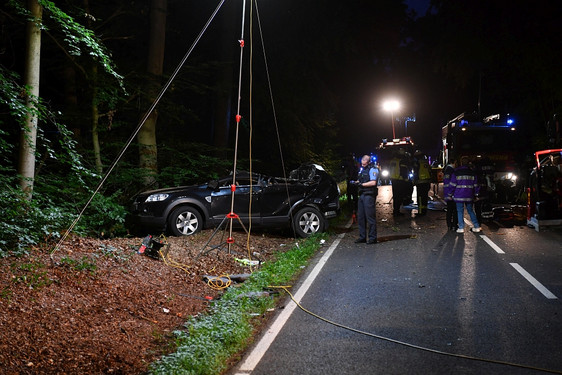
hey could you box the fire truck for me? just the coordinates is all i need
[376,137,415,185]
[441,112,523,203]
[526,149,562,231]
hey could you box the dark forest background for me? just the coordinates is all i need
[1,0,561,252]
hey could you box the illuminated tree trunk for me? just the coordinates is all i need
[17,0,42,201]
[84,0,103,174]
[91,64,103,174]
[138,0,166,187]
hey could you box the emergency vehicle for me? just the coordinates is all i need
[526,149,562,231]
[376,137,415,184]
[441,112,522,203]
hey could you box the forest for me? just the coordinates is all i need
[1,0,562,254]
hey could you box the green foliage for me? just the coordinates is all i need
[0,151,128,255]
[78,192,128,237]
[149,235,326,375]
[97,244,133,262]
[10,261,54,289]
[0,179,72,255]
[0,68,30,122]
[40,0,124,87]
[60,255,97,272]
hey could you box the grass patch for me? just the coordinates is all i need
[60,256,97,273]
[149,233,328,375]
[10,261,55,290]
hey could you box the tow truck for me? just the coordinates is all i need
[441,112,523,204]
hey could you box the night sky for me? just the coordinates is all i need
[237,0,561,161]
[3,0,558,171]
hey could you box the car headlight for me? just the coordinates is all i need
[501,173,518,182]
[145,193,169,202]
[381,170,389,178]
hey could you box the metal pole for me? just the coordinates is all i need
[391,111,396,139]
[228,0,247,253]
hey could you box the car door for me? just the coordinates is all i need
[260,179,306,225]
[210,175,261,226]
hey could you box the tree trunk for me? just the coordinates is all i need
[91,64,103,174]
[138,0,166,188]
[17,0,42,201]
[83,0,103,174]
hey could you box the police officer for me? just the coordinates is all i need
[413,150,431,216]
[354,155,379,244]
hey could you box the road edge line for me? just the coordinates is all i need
[234,233,345,374]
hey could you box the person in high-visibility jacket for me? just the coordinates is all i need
[450,156,481,233]
[389,148,410,216]
[413,151,431,216]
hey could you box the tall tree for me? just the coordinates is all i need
[212,1,237,149]
[17,0,43,201]
[138,0,167,187]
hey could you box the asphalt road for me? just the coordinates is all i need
[230,185,562,375]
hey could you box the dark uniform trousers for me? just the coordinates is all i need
[357,192,377,241]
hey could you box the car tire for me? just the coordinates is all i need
[168,206,203,236]
[293,207,325,238]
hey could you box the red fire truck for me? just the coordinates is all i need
[526,149,562,231]
[441,112,523,204]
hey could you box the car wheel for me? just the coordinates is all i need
[168,206,203,236]
[293,207,325,238]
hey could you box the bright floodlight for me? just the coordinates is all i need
[382,100,400,112]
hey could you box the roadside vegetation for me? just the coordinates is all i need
[150,233,328,375]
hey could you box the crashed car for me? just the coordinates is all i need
[128,164,340,238]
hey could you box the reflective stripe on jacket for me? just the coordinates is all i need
[450,165,479,203]
[414,159,431,184]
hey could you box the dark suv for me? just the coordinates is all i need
[128,164,340,238]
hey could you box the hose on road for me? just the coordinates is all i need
[269,285,562,374]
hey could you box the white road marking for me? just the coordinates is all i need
[480,234,505,254]
[234,233,345,374]
[510,263,558,299]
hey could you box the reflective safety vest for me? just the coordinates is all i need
[415,159,431,184]
[388,157,402,180]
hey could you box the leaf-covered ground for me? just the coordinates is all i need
[0,230,293,374]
